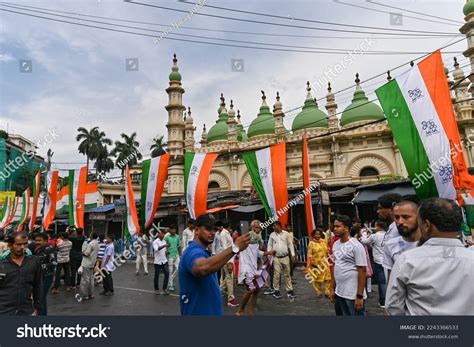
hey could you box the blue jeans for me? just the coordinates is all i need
[40,274,54,316]
[335,295,365,316]
[154,263,169,291]
[373,262,386,305]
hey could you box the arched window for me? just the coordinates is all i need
[208,181,220,189]
[360,167,379,177]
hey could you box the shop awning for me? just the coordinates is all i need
[353,185,416,204]
[230,205,264,213]
[206,205,240,213]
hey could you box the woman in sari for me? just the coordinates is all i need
[307,227,331,298]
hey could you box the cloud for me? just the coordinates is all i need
[0,0,467,170]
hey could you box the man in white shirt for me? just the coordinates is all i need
[134,234,149,276]
[386,198,474,315]
[383,201,420,282]
[330,215,367,315]
[182,219,195,252]
[212,221,223,255]
[362,220,387,308]
[219,220,238,307]
[267,221,296,299]
[153,230,170,295]
[376,193,402,244]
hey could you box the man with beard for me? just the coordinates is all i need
[383,200,420,281]
[179,214,250,316]
[385,198,474,315]
[376,193,403,244]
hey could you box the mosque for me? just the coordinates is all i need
[98,1,474,223]
[160,4,474,198]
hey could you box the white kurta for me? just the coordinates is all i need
[238,243,264,284]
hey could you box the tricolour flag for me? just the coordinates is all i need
[17,188,31,231]
[376,52,457,200]
[303,133,316,236]
[68,167,87,228]
[140,153,170,230]
[56,182,98,216]
[43,171,59,230]
[4,196,19,228]
[243,142,289,226]
[28,170,41,232]
[125,165,140,238]
[0,196,12,228]
[184,152,219,219]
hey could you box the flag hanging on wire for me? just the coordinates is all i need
[43,170,59,230]
[4,196,19,228]
[242,142,289,226]
[184,152,218,219]
[68,167,87,228]
[375,50,467,200]
[303,132,316,236]
[0,196,12,228]
[17,188,31,231]
[140,153,170,230]
[125,165,140,239]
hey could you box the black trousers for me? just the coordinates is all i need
[54,262,71,289]
[70,257,82,287]
[154,263,170,291]
[102,272,114,293]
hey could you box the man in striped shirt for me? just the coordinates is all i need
[52,232,72,293]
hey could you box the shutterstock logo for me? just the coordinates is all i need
[17,324,110,338]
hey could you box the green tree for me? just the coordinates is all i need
[94,145,115,179]
[112,132,142,175]
[0,130,8,139]
[12,166,44,196]
[76,127,112,172]
[150,135,167,158]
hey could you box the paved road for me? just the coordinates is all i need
[48,262,384,316]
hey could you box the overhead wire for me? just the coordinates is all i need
[0,1,461,40]
[0,3,464,55]
[366,1,464,25]
[126,0,459,36]
[334,0,462,27]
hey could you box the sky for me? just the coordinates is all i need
[0,0,468,177]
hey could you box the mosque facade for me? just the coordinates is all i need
[98,1,474,205]
[162,2,474,197]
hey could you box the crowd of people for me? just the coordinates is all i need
[0,195,472,316]
[0,227,116,315]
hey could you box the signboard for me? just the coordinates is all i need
[0,191,16,206]
[321,190,330,206]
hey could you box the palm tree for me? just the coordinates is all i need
[94,145,115,180]
[150,135,167,158]
[76,127,112,171]
[112,132,142,175]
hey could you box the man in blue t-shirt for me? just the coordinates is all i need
[179,214,250,316]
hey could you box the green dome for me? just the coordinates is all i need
[207,111,229,143]
[169,70,182,81]
[247,92,275,138]
[169,54,182,81]
[292,84,328,132]
[464,0,474,15]
[208,95,229,143]
[340,75,384,127]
